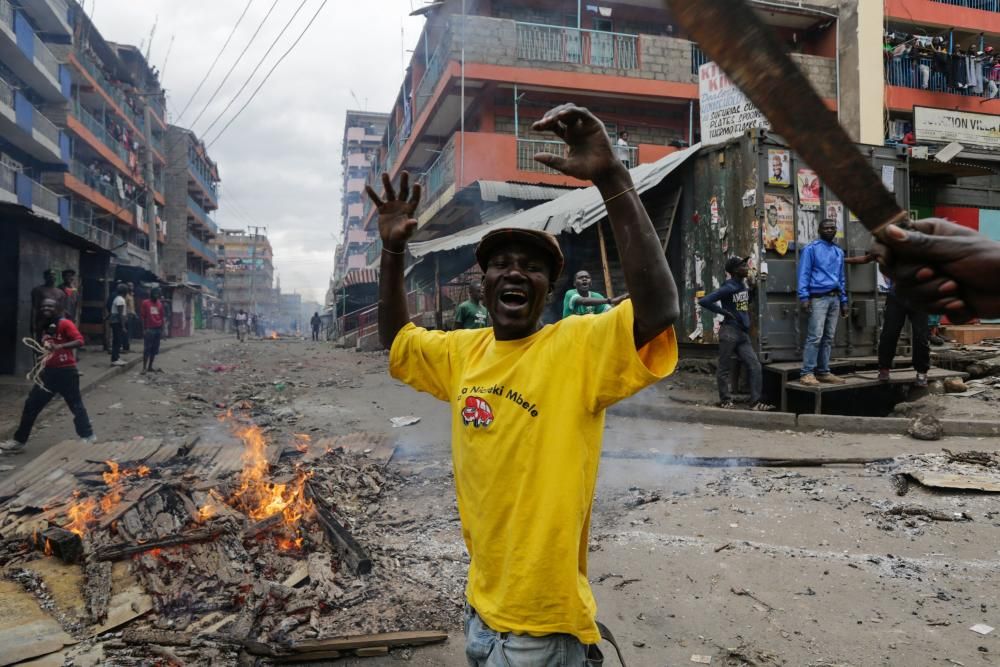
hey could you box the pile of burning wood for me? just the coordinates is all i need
[0,414,460,665]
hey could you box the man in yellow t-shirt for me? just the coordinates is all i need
[367,104,680,665]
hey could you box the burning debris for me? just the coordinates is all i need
[0,415,458,664]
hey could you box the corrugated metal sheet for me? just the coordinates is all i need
[333,268,379,290]
[407,145,701,259]
[476,180,573,203]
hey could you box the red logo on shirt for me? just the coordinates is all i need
[461,396,494,428]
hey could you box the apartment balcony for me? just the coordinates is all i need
[72,49,145,134]
[186,271,219,292]
[67,216,114,250]
[2,163,64,221]
[187,194,218,236]
[347,202,364,219]
[886,0,1000,31]
[48,160,134,226]
[188,158,218,207]
[0,77,63,163]
[346,228,372,244]
[18,0,71,37]
[884,56,991,113]
[70,101,134,171]
[0,0,64,102]
[122,243,150,268]
[188,233,218,264]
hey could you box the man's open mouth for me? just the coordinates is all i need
[499,288,529,308]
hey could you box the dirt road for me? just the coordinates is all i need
[1,336,997,666]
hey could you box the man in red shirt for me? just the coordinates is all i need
[1,298,96,454]
[140,286,165,374]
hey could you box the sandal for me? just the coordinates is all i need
[751,402,775,411]
[719,401,736,409]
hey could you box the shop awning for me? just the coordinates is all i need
[476,181,574,203]
[333,268,379,290]
[407,144,700,259]
[910,158,993,178]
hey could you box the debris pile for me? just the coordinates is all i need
[0,414,460,664]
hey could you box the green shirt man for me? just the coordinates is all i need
[455,283,489,329]
[562,270,612,318]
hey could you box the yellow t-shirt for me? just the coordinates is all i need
[389,300,677,643]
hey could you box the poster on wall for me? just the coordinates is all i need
[763,193,793,256]
[796,169,821,208]
[798,207,819,247]
[698,62,770,145]
[825,199,846,239]
[767,149,790,186]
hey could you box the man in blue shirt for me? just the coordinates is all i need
[797,218,848,386]
[699,257,774,410]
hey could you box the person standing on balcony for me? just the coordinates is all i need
[454,283,489,329]
[369,104,679,665]
[798,218,848,387]
[140,286,165,375]
[614,130,632,169]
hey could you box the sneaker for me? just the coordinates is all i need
[0,439,26,454]
[817,373,847,385]
[915,373,929,388]
[799,373,820,387]
[111,360,127,367]
[877,368,891,383]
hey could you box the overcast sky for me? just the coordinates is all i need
[91,0,424,303]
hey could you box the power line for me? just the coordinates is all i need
[198,0,310,140]
[186,0,282,132]
[207,0,329,148]
[174,0,254,123]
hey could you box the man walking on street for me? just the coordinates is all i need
[699,256,774,410]
[845,253,930,387]
[798,218,848,386]
[235,309,248,342]
[562,270,623,318]
[1,298,96,454]
[368,103,679,664]
[454,283,489,329]
[109,283,128,367]
[310,312,322,341]
[140,286,165,374]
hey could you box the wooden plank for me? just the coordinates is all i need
[306,482,372,575]
[92,561,153,634]
[95,524,226,561]
[596,220,614,299]
[0,578,76,666]
[289,630,448,653]
[660,187,683,253]
[907,471,1000,493]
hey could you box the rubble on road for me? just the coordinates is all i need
[875,450,1000,494]
[0,413,460,665]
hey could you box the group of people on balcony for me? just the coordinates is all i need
[885,30,1000,99]
[83,159,140,205]
[102,112,142,177]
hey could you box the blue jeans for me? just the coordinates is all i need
[802,294,841,376]
[464,605,597,666]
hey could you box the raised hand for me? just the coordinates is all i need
[872,218,1000,321]
[531,104,622,184]
[365,172,422,252]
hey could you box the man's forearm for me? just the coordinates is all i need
[575,296,611,307]
[595,165,679,347]
[378,249,410,350]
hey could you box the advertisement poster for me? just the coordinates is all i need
[796,169,821,208]
[767,149,790,186]
[763,194,793,255]
[798,208,819,247]
[825,199,846,238]
[698,62,770,145]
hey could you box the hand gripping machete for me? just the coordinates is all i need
[664,0,909,236]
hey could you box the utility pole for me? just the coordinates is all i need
[247,225,266,317]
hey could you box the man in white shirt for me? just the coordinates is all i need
[109,283,128,366]
[615,130,631,169]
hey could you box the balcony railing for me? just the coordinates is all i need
[691,43,710,74]
[68,217,113,249]
[32,104,59,146]
[415,34,450,115]
[0,0,12,30]
[932,0,1000,10]
[515,22,639,70]
[188,158,219,203]
[516,139,567,175]
[0,161,15,195]
[187,271,220,291]
[32,178,60,216]
[74,50,144,131]
[885,56,983,97]
[0,77,12,108]
[188,233,218,263]
[73,101,132,165]
[187,194,218,235]
[33,32,59,82]
[70,159,125,205]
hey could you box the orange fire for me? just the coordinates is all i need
[269,331,279,340]
[196,489,226,523]
[294,433,311,453]
[44,538,53,557]
[65,491,98,536]
[137,465,151,477]
[229,423,315,528]
[100,460,124,514]
[275,535,304,551]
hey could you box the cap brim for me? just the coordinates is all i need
[475,228,564,281]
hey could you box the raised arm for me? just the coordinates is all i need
[532,104,679,348]
[365,172,422,349]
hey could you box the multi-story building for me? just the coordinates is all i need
[360,0,845,266]
[217,228,277,318]
[42,1,167,273]
[335,110,388,281]
[162,125,219,294]
[0,0,71,224]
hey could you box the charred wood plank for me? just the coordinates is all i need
[84,554,113,623]
[40,526,83,564]
[122,628,193,646]
[289,630,448,653]
[306,482,372,575]
[95,524,226,561]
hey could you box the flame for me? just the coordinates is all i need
[65,491,98,536]
[44,538,53,557]
[294,433,311,442]
[229,424,315,528]
[269,331,279,340]
[136,465,151,477]
[196,489,226,523]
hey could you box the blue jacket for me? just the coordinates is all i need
[797,240,846,304]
